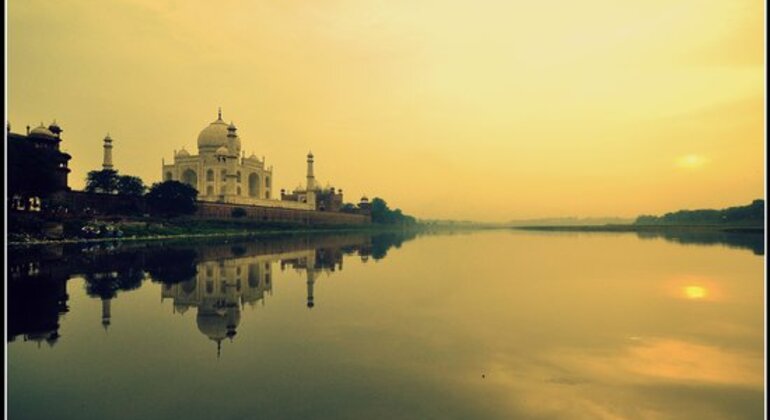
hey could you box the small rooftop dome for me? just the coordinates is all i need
[29,123,56,138]
[48,120,62,135]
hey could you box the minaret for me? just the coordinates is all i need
[101,297,112,331]
[102,134,114,170]
[225,123,237,198]
[306,151,316,191]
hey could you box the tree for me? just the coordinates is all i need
[85,169,119,194]
[116,175,146,196]
[145,248,199,284]
[370,197,417,225]
[146,181,198,216]
[634,200,764,226]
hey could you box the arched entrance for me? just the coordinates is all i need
[181,169,198,189]
[249,173,259,197]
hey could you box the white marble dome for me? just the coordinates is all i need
[197,117,230,151]
[197,113,241,153]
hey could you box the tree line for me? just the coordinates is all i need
[635,199,764,226]
[341,197,416,225]
[85,169,198,216]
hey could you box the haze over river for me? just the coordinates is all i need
[7,229,765,419]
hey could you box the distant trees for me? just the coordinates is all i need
[85,169,119,194]
[370,197,416,225]
[116,175,146,196]
[85,170,146,196]
[146,181,198,217]
[635,200,764,226]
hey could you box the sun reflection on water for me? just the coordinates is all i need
[665,275,721,302]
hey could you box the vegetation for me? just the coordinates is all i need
[116,175,147,196]
[144,249,199,284]
[635,200,764,227]
[85,169,119,194]
[370,197,416,225]
[146,181,198,217]
[85,169,146,196]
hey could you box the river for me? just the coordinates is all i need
[7,229,765,419]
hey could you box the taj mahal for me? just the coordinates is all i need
[161,109,341,211]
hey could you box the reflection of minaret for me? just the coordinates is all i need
[102,134,114,170]
[101,297,112,331]
[306,270,316,309]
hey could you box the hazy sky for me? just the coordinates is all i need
[7,0,765,221]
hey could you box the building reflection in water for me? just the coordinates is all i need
[161,241,358,356]
[6,231,418,353]
[7,256,68,347]
[161,252,274,357]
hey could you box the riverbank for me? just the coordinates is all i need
[511,224,764,234]
[7,215,424,247]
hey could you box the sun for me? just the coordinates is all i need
[676,154,709,169]
[683,286,708,300]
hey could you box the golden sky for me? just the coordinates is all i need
[7,0,765,221]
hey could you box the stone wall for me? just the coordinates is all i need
[50,190,147,216]
[205,195,313,210]
[194,201,369,225]
[49,190,369,225]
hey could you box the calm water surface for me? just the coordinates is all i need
[7,230,765,419]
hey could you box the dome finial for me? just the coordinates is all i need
[218,107,222,120]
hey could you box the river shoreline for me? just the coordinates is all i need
[7,224,428,248]
[510,224,763,234]
[9,221,764,248]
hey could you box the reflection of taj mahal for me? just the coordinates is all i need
[161,253,274,357]
[160,247,343,356]
[8,233,405,352]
